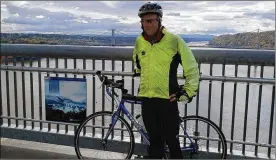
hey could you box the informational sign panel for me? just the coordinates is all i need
[45,77,87,123]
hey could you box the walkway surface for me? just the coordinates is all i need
[1,138,77,159]
[1,138,144,159]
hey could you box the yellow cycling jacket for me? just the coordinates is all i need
[133,27,200,99]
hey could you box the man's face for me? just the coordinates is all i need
[141,13,159,36]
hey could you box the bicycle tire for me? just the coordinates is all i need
[74,111,135,159]
[179,116,227,159]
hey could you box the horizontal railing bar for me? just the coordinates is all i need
[2,116,275,148]
[1,65,275,84]
[1,115,79,126]
[1,44,275,66]
[0,116,141,133]
[0,65,131,75]
[180,135,275,148]
[180,135,222,142]
[200,75,275,84]
[225,139,275,148]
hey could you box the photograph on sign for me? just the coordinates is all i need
[45,77,87,123]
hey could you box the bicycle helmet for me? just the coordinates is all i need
[138,2,163,18]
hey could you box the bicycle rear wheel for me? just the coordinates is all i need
[179,116,227,159]
[74,111,135,159]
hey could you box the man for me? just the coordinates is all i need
[133,2,200,159]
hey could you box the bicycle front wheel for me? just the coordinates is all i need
[74,111,135,159]
[179,116,227,159]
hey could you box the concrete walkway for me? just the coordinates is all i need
[1,138,77,159]
[1,138,142,159]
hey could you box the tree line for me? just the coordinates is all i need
[209,30,275,49]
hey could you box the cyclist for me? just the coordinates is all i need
[133,2,200,159]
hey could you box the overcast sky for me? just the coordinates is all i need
[1,1,275,36]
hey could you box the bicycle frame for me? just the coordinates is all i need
[103,86,196,153]
[103,86,150,145]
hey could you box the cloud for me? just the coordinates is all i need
[244,11,275,20]
[203,15,233,21]
[36,15,45,19]
[203,28,237,35]
[166,12,181,16]
[2,2,141,34]
[3,15,140,33]
[2,4,76,27]
[1,1,275,35]
[159,1,207,12]
[101,1,120,8]
[233,15,245,19]
[262,22,272,27]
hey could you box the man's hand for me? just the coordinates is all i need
[169,93,189,102]
[169,89,192,103]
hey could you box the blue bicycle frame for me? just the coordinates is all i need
[103,86,197,153]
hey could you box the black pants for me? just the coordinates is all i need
[141,98,183,159]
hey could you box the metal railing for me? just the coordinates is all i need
[0,44,275,159]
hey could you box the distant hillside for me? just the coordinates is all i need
[3,32,274,49]
[0,33,212,46]
[0,33,99,46]
[209,30,275,49]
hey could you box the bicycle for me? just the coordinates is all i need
[74,71,227,159]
